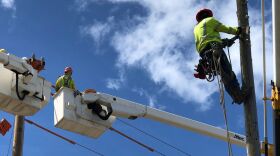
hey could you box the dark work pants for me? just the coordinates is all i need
[200,42,243,103]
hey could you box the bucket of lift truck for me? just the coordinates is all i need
[0,53,51,116]
[53,87,115,139]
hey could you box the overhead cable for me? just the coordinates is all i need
[109,126,167,156]
[24,119,104,156]
[117,118,192,156]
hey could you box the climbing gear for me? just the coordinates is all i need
[196,8,213,22]
[193,61,206,80]
[64,67,72,73]
[194,51,216,82]
[211,48,233,156]
[0,118,11,136]
[194,35,239,82]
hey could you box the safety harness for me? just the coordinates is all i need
[194,35,239,82]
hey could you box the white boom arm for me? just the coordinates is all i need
[82,92,247,147]
[0,52,51,116]
[0,52,37,78]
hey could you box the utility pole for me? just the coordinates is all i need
[235,0,261,156]
[272,0,280,155]
[12,115,25,156]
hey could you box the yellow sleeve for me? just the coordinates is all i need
[70,80,76,90]
[213,19,238,35]
[55,77,62,92]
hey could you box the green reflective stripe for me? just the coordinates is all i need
[203,20,207,37]
[60,76,71,88]
[60,77,63,88]
[64,77,69,87]
[198,35,221,48]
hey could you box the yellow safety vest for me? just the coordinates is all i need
[55,75,76,91]
[0,49,6,53]
[194,17,238,53]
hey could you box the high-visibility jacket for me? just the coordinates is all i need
[194,17,238,53]
[55,75,75,91]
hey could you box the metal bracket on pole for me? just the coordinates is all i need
[271,85,280,110]
[261,141,274,156]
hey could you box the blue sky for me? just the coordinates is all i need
[0,0,275,155]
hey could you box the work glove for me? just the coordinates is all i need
[237,27,243,35]
[73,90,81,97]
[222,38,235,47]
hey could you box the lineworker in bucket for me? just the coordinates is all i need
[55,67,76,92]
[193,8,249,104]
[0,49,6,53]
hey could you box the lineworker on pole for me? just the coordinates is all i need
[193,8,249,104]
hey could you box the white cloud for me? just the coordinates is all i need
[81,0,273,111]
[132,88,166,110]
[109,0,222,111]
[106,79,121,90]
[106,69,125,90]
[1,0,15,9]
[81,17,114,49]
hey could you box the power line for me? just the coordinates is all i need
[109,126,167,156]
[24,119,104,156]
[117,119,192,156]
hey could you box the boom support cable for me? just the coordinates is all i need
[24,119,104,156]
[117,119,192,156]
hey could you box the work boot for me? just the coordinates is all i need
[232,93,243,105]
[232,86,252,105]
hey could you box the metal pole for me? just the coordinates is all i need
[261,0,268,155]
[12,115,25,156]
[235,0,261,155]
[272,0,280,155]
